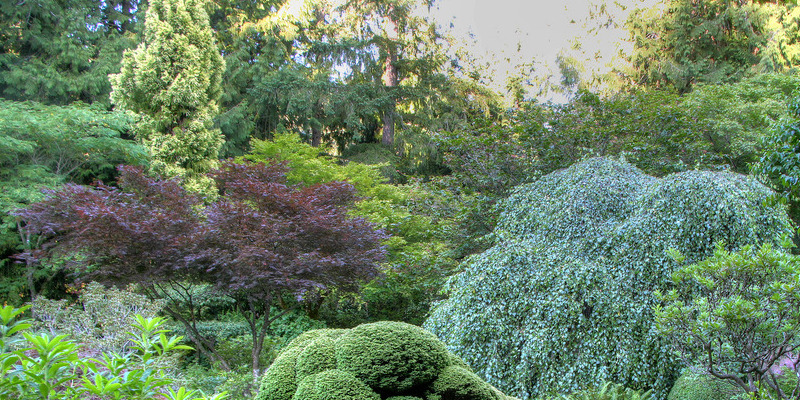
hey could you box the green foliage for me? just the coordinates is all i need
[32,282,165,354]
[295,337,336,381]
[256,321,513,400]
[424,157,793,400]
[625,0,771,93]
[255,347,304,400]
[292,369,380,400]
[426,365,505,400]
[548,382,653,400]
[0,305,226,400]
[245,133,457,325]
[753,92,800,225]
[655,243,800,399]
[110,0,225,193]
[334,321,450,392]
[666,370,742,400]
[0,99,146,304]
[680,73,799,173]
[761,4,800,72]
[0,0,138,105]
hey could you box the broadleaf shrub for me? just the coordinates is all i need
[0,305,226,400]
[255,321,516,400]
[33,282,165,354]
[424,157,792,399]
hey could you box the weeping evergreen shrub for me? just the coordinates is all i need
[424,157,792,400]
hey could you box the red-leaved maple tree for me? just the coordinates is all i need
[15,160,387,378]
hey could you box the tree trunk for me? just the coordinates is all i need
[381,10,400,147]
[143,283,232,371]
[245,295,294,385]
[311,120,322,147]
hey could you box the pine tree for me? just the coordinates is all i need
[111,0,224,193]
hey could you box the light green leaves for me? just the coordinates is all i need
[0,305,226,400]
[654,243,800,398]
[110,0,225,194]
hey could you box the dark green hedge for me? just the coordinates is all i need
[255,321,515,400]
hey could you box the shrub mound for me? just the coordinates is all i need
[255,321,515,400]
[424,157,792,399]
[666,371,741,400]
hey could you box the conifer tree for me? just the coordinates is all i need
[625,0,771,93]
[0,0,139,105]
[111,0,224,193]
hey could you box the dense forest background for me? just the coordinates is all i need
[4,0,800,399]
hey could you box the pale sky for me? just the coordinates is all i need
[426,0,661,103]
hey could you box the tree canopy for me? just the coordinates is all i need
[111,0,225,194]
[15,161,387,378]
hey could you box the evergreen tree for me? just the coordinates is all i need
[334,0,445,147]
[111,0,224,193]
[0,0,140,105]
[625,0,771,93]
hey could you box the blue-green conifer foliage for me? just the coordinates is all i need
[424,158,792,399]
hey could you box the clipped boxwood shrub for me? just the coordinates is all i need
[667,370,742,400]
[292,369,380,400]
[335,321,450,392]
[424,157,792,400]
[255,322,517,400]
[256,329,347,400]
[255,347,303,400]
[427,365,505,400]
[296,337,337,380]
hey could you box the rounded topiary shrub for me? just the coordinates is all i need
[292,369,380,400]
[335,321,450,392]
[667,370,742,400]
[424,157,793,400]
[296,337,337,380]
[283,329,347,353]
[255,347,303,400]
[427,365,505,400]
[255,322,517,400]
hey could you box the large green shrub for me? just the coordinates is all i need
[334,321,450,392]
[427,365,505,400]
[255,321,517,400]
[292,369,380,400]
[666,370,742,400]
[424,157,792,400]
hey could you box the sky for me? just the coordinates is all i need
[425,0,661,102]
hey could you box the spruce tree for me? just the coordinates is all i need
[110,0,224,193]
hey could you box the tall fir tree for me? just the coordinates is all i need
[0,0,140,105]
[624,0,771,93]
[111,0,224,193]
